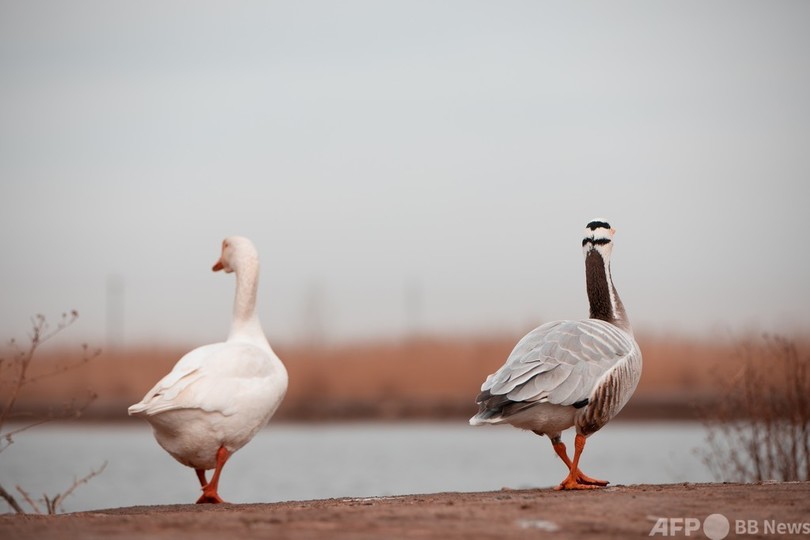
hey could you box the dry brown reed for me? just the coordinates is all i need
[13,331,754,422]
[700,335,810,482]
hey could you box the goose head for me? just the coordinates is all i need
[212,236,259,274]
[582,219,615,260]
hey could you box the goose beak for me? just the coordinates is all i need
[212,259,225,272]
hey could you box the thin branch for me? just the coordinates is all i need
[0,483,24,514]
[0,311,104,514]
[30,311,80,347]
[0,315,48,430]
[48,462,108,514]
[0,418,51,454]
[0,390,98,455]
[15,485,42,515]
[25,345,102,386]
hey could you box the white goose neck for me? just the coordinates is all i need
[227,256,268,346]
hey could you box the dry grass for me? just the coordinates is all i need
[12,331,799,422]
[699,335,810,482]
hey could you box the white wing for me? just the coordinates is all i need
[128,342,278,417]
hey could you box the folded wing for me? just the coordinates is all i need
[476,320,634,417]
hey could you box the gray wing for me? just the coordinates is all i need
[480,319,635,407]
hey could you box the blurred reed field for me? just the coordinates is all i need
[700,336,810,482]
[11,332,808,422]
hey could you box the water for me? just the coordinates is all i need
[1,421,712,513]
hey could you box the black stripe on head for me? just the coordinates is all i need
[582,237,612,247]
[587,220,611,230]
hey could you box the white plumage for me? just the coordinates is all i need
[129,236,287,502]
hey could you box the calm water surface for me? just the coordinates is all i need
[1,421,712,513]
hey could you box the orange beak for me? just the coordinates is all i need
[212,259,224,272]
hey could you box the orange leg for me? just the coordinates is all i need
[551,438,608,486]
[195,446,230,504]
[553,434,608,490]
[195,469,207,488]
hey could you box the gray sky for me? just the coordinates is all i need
[1,1,809,347]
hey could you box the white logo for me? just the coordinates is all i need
[649,514,729,539]
[650,514,810,538]
[703,514,731,540]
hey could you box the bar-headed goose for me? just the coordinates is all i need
[129,236,288,503]
[470,220,642,490]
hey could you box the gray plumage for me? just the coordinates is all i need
[470,219,642,447]
[471,318,641,437]
[469,219,641,489]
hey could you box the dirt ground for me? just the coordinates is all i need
[2,482,808,540]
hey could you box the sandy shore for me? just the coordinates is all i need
[2,482,808,539]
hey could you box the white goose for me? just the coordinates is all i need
[128,236,288,503]
[470,220,642,490]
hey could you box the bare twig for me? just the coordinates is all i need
[0,483,24,514]
[46,462,108,514]
[0,312,105,514]
[0,312,80,431]
[0,418,51,454]
[699,334,810,482]
[26,343,102,387]
[15,485,42,514]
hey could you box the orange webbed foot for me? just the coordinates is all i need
[554,476,604,490]
[575,471,609,486]
[195,492,226,504]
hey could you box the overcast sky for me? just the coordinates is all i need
[1,1,808,348]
